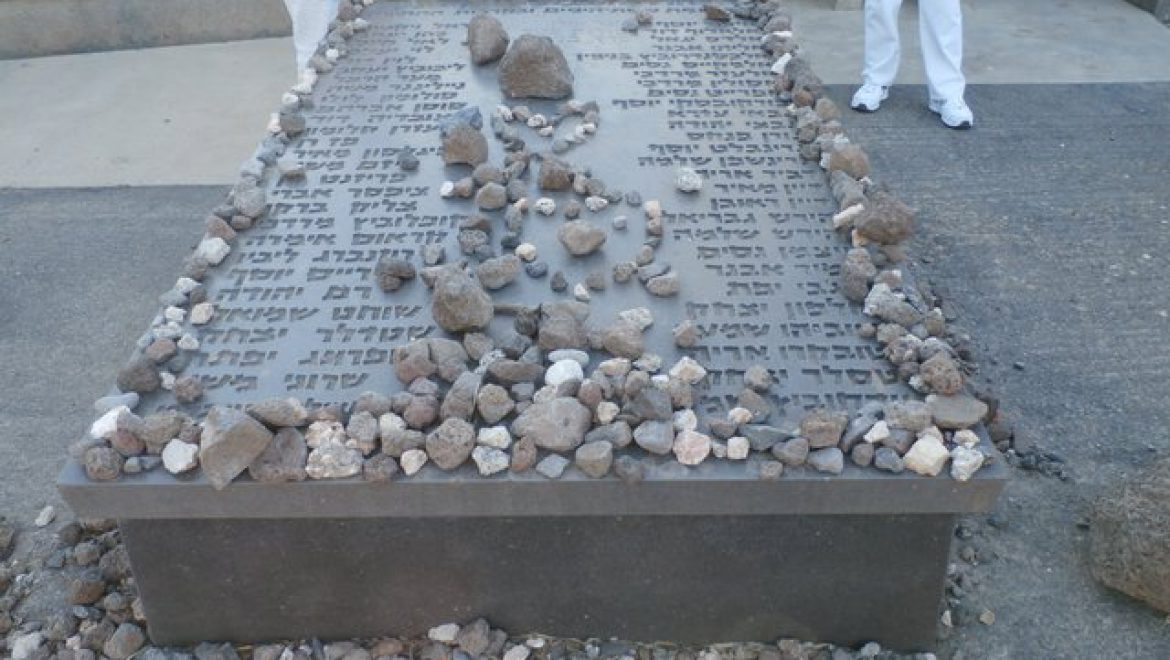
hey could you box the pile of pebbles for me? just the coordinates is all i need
[74,0,994,488]
[0,518,940,659]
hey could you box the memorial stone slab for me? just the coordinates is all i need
[59,0,1006,650]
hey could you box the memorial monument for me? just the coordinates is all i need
[59,0,1005,651]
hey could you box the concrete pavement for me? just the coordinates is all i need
[1,0,1168,188]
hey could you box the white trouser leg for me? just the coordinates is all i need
[284,0,341,73]
[918,0,966,101]
[862,0,903,87]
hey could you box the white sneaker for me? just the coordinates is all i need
[929,97,974,129]
[851,84,889,112]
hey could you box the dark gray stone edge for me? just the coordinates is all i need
[59,457,1006,519]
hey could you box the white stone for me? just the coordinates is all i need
[89,405,128,439]
[477,426,513,449]
[581,122,597,135]
[954,429,980,448]
[194,237,231,266]
[440,181,456,198]
[34,505,55,527]
[727,436,751,460]
[266,112,282,134]
[178,334,200,351]
[526,638,546,649]
[536,454,570,479]
[573,283,591,301]
[598,358,631,377]
[950,446,985,482]
[515,243,538,261]
[325,48,341,62]
[10,632,45,660]
[573,125,588,140]
[160,371,176,390]
[353,16,371,30]
[378,413,406,439]
[527,114,547,128]
[771,53,793,74]
[710,441,727,458]
[673,430,711,466]
[538,126,555,137]
[668,356,708,384]
[618,307,654,330]
[548,349,589,366]
[401,449,428,476]
[164,306,186,323]
[305,420,346,449]
[863,420,890,444]
[472,446,510,476]
[189,302,216,325]
[281,92,300,106]
[545,359,584,387]
[306,438,363,479]
[634,353,663,372]
[727,407,753,425]
[153,321,183,339]
[496,105,514,121]
[596,401,620,425]
[585,196,608,212]
[504,645,532,660]
[162,439,199,474]
[534,197,557,215]
[832,203,865,230]
[174,277,200,294]
[650,374,670,388]
[643,199,663,219]
[672,409,698,432]
[919,425,944,442]
[675,167,703,193]
[429,623,461,642]
[904,436,950,477]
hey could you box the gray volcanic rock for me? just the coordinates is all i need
[246,397,309,428]
[440,371,482,421]
[575,440,614,478]
[199,406,274,490]
[633,420,674,455]
[800,409,848,448]
[468,14,509,65]
[426,418,476,470]
[499,35,574,99]
[538,157,574,191]
[432,267,494,332]
[512,397,592,451]
[116,356,160,394]
[558,220,607,256]
[919,352,965,395]
[1090,457,1170,613]
[248,427,308,482]
[538,301,590,350]
[477,254,521,290]
[926,393,989,429]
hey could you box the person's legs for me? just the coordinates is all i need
[919,0,972,127]
[853,0,902,112]
[284,0,341,74]
[863,0,903,87]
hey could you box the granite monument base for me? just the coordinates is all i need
[61,458,1006,650]
[120,513,954,650]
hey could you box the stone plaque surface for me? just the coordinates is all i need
[165,0,907,429]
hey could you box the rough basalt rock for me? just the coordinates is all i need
[432,267,494,332]
[468,14,509,65]
[199,406,274,490]
[498,35,574,99]
[512,397,592,451]
[442,122,489,166]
